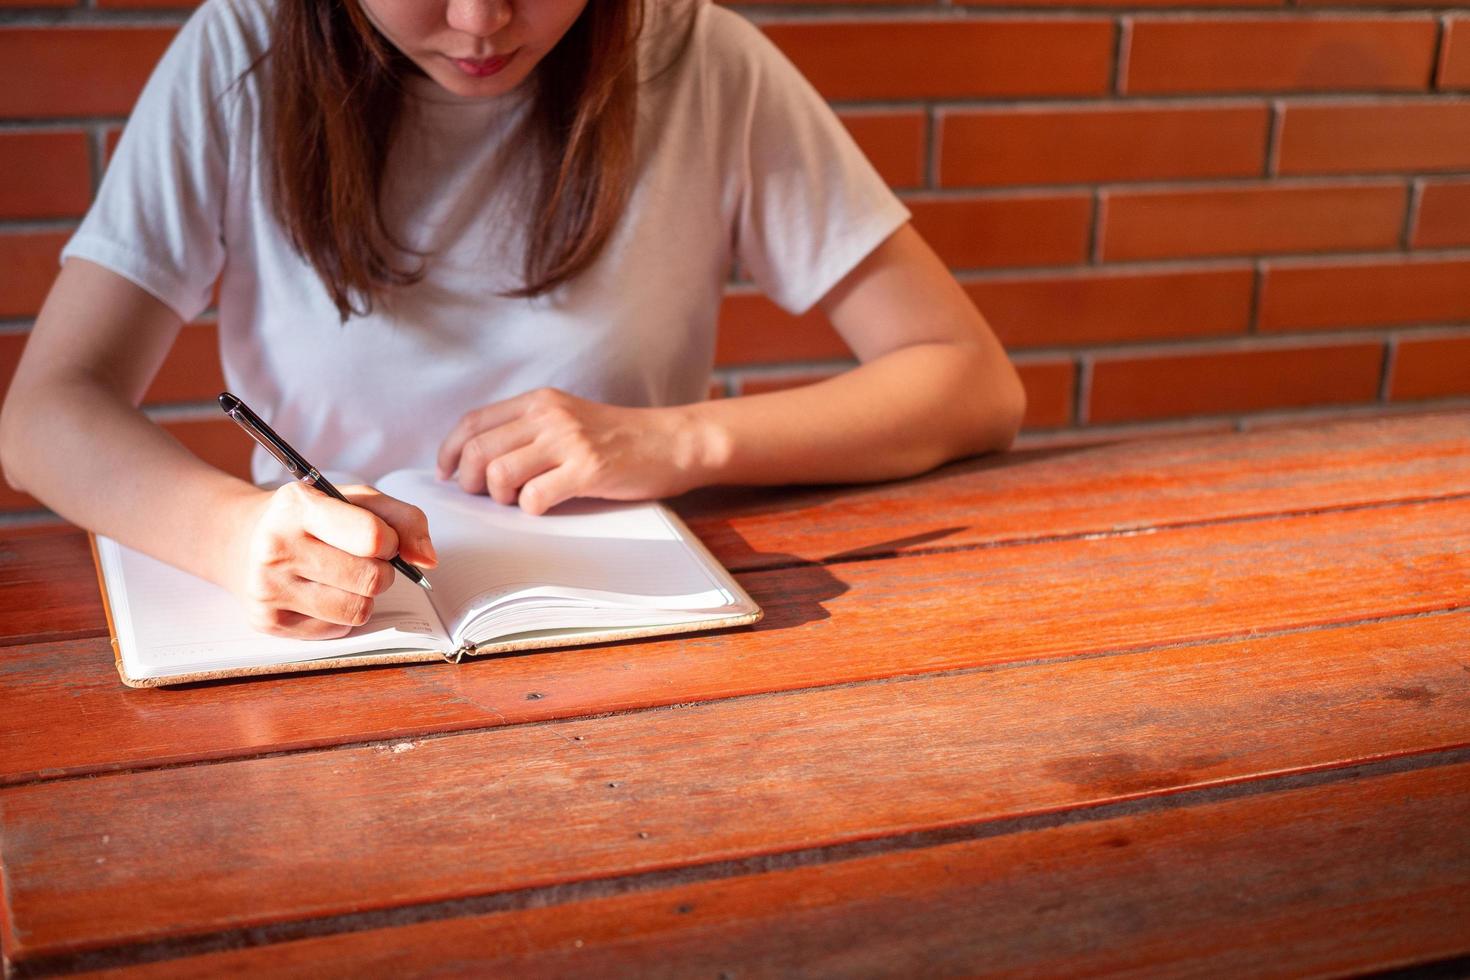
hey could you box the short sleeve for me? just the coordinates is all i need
[709,8,911,316]
[60,0,249,322]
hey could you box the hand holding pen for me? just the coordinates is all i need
[219,392,437,638]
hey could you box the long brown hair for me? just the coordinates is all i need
[265,0,644,321]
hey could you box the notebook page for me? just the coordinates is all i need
[96,536,450,679]
[376,471,736,640]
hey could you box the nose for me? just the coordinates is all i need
[445,0,512,40]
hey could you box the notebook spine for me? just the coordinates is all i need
[443,640,474,664]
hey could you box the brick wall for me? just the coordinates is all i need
[2,0,1468,521]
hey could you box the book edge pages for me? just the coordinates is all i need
[89,533,136,688]
[657,502,761,613]
[462,608,764,662]
[119,649,454,688]
[461,502,763,660]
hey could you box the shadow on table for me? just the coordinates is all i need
[671,443,1096,525]
[694,518,971,637]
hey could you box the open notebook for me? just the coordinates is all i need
[93,470,762,687]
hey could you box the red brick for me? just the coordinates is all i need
[0,28,176,119]
[1099,183,1406,261]
[0,232,67,319]
[965,267,1254,349]
[1015,360,1074,429]
[168,417,253,480]
[1277,102,1470,175]
[0,475,40,513]
[1441,18,1470,90]
[0,330,45,510]
[907,195,1092,270]
[1088,343,1384,423]
[1259,258,1470,331]
[716,293,847,367]
[1413,179,1470,248]
[839,111,926,189]
[761,20,1113,101]
[1124,18,1437,94]
[940,105,1268,188]
[0,331,27,404]
[104,126,123,164]
[1390,335,1470,400]
[0,131,91,220]
[144,323,225,404]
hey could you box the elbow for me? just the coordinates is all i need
[962,351,1025,458]
[989,362,1026,452]
[0,374,56,495]
[0,389,30,494]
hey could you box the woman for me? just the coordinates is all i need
[0,0,1025,639]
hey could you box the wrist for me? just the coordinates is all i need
[206,482,273,596]
[667,401,731,493]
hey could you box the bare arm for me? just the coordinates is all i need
[683,221,1025,485]
[437,223,1026,512]
[0,259,435,637]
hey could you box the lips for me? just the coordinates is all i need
[450,51,515,78]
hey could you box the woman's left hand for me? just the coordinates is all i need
[435,388,708,514]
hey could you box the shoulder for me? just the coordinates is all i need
[638,0,786,88]
[164,0,275,92]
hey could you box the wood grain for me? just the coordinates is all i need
[75,759,1470,979]
[3,411,1466,648]
[0,526,101,647]
[4,611,1468,965]
[4,497,1467,786]
[677,409,1470,569]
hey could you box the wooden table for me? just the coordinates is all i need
[2,411,1468,977]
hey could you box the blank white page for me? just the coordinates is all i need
[377,471,737,639]
[97,536,449,679]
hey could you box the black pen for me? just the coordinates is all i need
[218,392,433,592]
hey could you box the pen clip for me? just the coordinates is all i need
[225,407,310,480]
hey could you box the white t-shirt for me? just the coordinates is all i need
[63,0,909,484]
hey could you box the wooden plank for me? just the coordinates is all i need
[677,409,1470,569]
[4,611,1468,965]
[4,498,1468,786]
[73,759,1470,979]
[0,526,100,647]
[3,411,1467,647]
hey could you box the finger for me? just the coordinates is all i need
[436,392,540,479]
[289,535,396,598]
[250,609,354,641]
[457,422,543,497]
[341,486,437,567]
[292,485,400,561]
[517,463,583,516]
[279,577,379,628]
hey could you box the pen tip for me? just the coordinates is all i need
[419,577,434,592]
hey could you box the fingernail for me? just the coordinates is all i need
[418,537,439,564]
